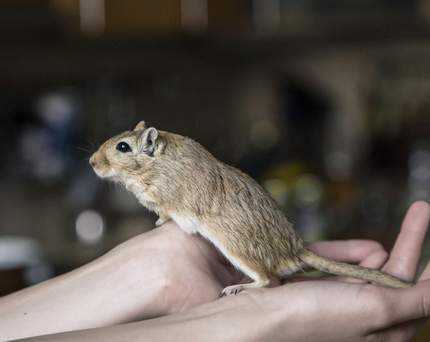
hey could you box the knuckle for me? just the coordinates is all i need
[378,248,389,260]
[373,249,389,265]
[369,241,386,254]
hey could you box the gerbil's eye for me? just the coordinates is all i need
[116,142,132,153]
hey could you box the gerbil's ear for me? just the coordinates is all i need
[139,127,159,156]
[134,121,146,131]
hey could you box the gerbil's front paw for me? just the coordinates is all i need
[220,285,244,297]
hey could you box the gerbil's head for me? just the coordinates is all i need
[90,121,163,182]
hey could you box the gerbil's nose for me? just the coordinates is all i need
[89,155,96,168]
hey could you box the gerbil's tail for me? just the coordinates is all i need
[299,249,411,289]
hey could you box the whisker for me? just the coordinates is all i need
[75,146,92,153]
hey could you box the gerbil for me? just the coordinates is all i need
[90,121,411,295]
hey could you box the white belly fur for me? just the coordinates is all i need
[169,212,200,234]
[169,212,227,254]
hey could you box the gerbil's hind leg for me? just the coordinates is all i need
[220,256,270,297]
[156,212,171,226]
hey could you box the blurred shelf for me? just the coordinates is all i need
[1,11,430,87]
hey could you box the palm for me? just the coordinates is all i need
[159,223,243,310]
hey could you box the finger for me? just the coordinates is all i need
[381,280,430,326]
[359,248,388,269]
[374,261,430,339]
[308,240,386,263]
[383,201,430,281]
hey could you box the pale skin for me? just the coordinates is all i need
[1,201,429,341]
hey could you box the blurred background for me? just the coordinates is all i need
[0,0,430,338]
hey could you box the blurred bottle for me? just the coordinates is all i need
[408,142,430,203]
[263,163,328,242]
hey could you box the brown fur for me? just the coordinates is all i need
[90,121,411,295]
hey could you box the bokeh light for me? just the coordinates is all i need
[75,210,105,245]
